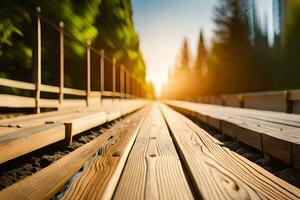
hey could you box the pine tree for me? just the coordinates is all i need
[179,37,191,69]
[207,0,256,94]
[195,30,207,71]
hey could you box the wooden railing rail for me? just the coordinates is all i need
[0,7,146,112]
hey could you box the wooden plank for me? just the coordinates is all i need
[0,124,65,164]
[292,101,300,114]
[62,106,147,200]
[243,91,287,112]
[196,113,208,123]
[236,125,262,151]
[286,90,300,101]
[0,78,35,91]
[102,91,113,97]
[64,112,107,145]
[0,115,126,200]
[161,104,300,199]
[39,99,59,108]
[221,120,237,138]
[0,94,35,108]
[59,21,64,104]
[40,84,60,93]
[63,88,86,96]
[223,94,241,107]
[114,103,193,200]
[262,134,292,164]
[208,117,221,130]
[165,100,300,161]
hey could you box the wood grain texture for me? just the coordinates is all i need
[262,134,292,164]
[114,103,193,200]
[223,94,241,107]
[221,120,237,138]
[243,91,287,112]
[0,108,145,200]
[62,106,148,200]
[165,100,300,166]
[0,124,65,164]
[161,104,300,200]
[0,100,148,164]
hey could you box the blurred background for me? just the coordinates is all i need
[159,0,300,100]
[0,0,299,100]
[0,0,155,99]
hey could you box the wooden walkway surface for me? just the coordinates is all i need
[0,102,300,199]
[0,100,147,164]
[166,100,300,168]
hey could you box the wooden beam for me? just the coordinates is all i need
[0,124,65,164]
[62,107,147,199]
[114,103,193,199]
[100,49,105,93]
[35,7,42,114]
[86,40,91,107]
[161,104,300,199]
[59,21,64,105]
[112,58,116,99]
[0,78,35,91]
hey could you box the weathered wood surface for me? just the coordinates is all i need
[222,94,242,107]
[0,107,147,200]
[166,100,300,167]
[243,91,287,112]
[0,124,65,164]
[62,106,148,200]
[114,103,193,200]
[0,100,148,164]
[161,104,300,200]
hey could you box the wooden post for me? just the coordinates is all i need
[136,78,139,98]
[136,79,140,98]
[112,58,116,99]
[100,49,105,94]
[120,65,125,98]
[127,71,131,99]
[35,7,42,114]
[132,74,135,98]
[86,40,91,107]
[59,21,64,106]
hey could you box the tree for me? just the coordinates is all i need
[284,0,300,88]
[207,0,260,94]
[0,0,149,95]
[178,37,191,69]
[195,30,207,70]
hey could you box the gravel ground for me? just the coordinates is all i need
[189,116,300,188]
[0,119,120,191]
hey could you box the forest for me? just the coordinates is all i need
[164,0,300,100]
[0,0,154,98]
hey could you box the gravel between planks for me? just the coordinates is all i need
[0,117,123,190]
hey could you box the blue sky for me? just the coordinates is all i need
[132,0,273,95]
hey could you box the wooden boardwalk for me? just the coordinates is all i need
[166,100,300,168]
[0,100,147,164]
[0,102,300,199]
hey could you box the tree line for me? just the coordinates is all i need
[0,0,154,98]
[163,0,300,100]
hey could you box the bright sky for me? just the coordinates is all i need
[132,0,273,96]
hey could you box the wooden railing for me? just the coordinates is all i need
[187,89,300,114]
[0,7,146,113]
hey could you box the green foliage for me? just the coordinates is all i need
[0,0,149,96]
[94,0,146,79]
[283,0,300,88]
